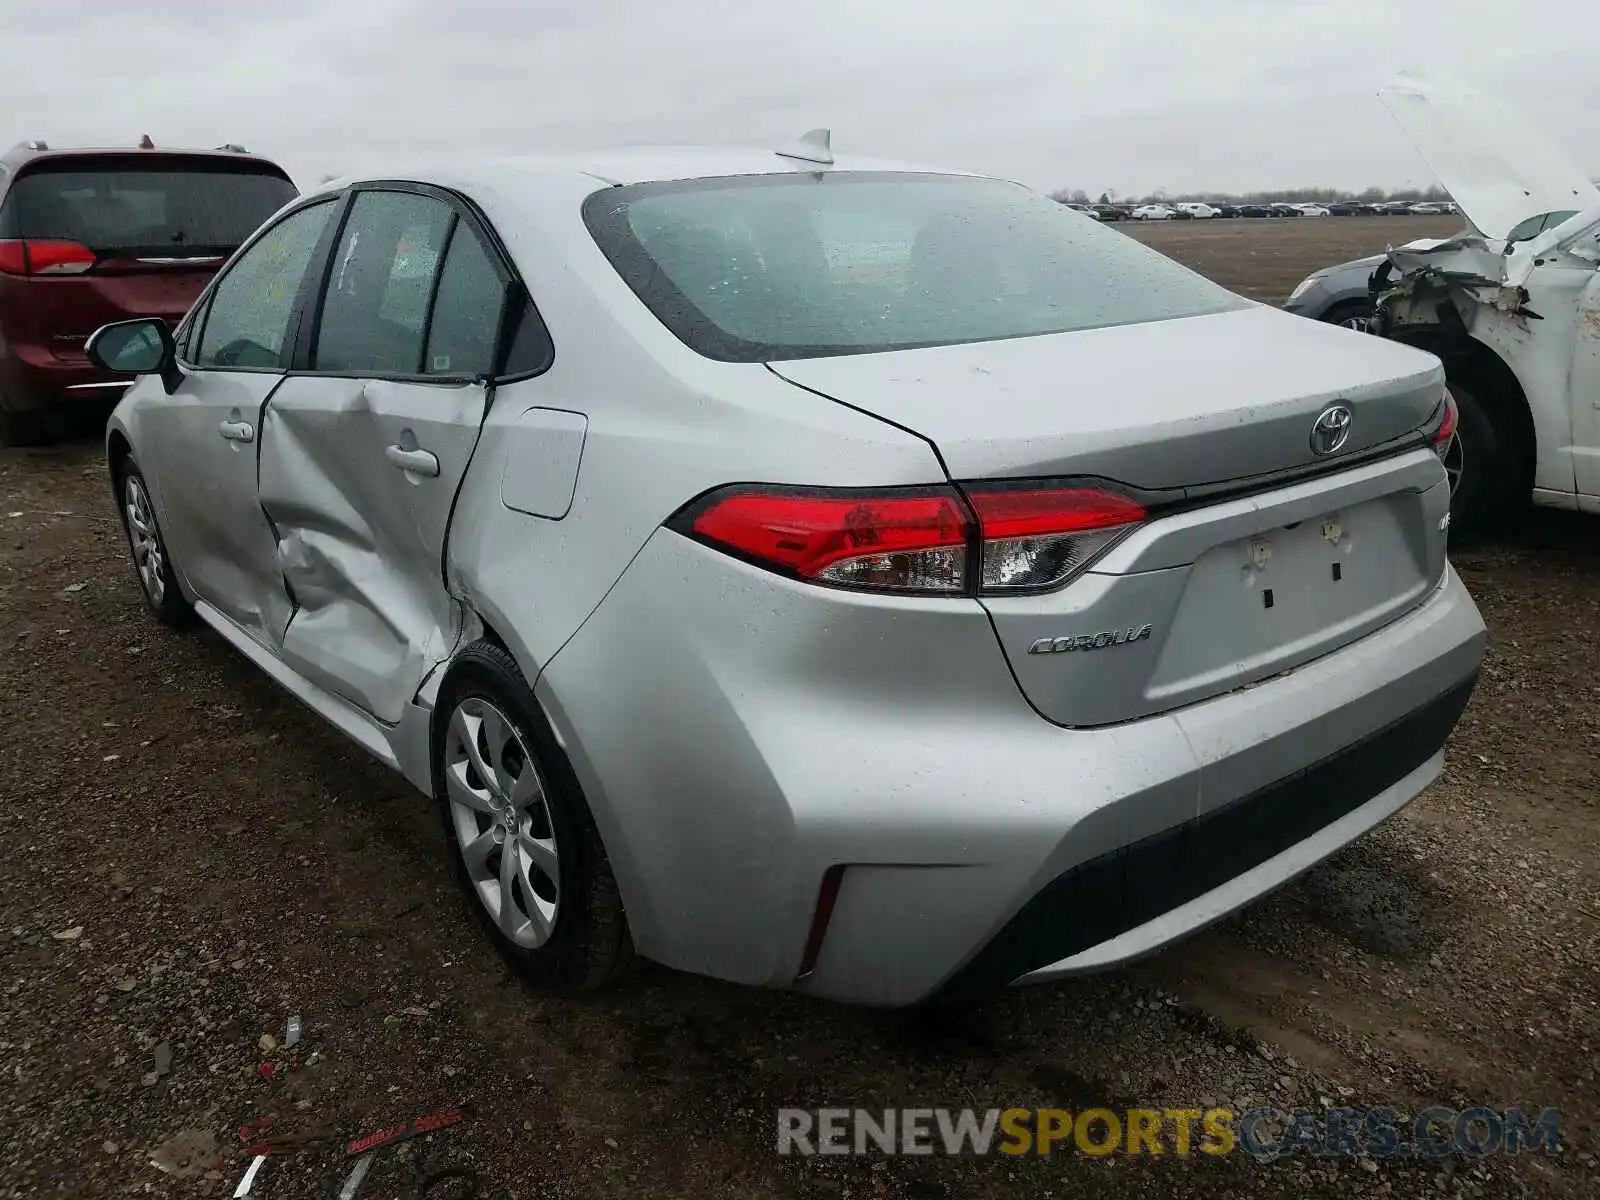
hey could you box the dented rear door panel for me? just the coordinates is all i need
[256,376,489,724]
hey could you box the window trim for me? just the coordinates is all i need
[178,194,344,374]
[289,179,552,387]
[416,212,461,375]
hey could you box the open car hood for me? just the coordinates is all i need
[1378,70,1600,241]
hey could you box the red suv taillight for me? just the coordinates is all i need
[675,483,1147,596]
[0,239,97,276]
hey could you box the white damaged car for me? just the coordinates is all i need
[1370,71,1600,528]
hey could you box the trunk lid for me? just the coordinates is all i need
[974,448,1450,726]
[768,304,1445,487]
[771,307,1452,727]
[1378,70,1600,242]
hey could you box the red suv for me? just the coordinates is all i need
[0,139,298,445]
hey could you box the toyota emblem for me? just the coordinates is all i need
[1310,404,1353,456]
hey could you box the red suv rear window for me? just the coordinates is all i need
[1,155,297,257]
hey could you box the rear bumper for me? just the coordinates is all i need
[958,676,1473,995]
[539,530,1485,1007]
[0,347,130,412]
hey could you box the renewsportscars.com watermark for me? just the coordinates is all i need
[777,1107,1563,1161]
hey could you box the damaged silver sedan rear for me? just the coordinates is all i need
[91,141,1484,1005]
[1370,71,1600,526]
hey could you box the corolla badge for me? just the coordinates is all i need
[1028,625,1154,654]
[1310,404,1354,456]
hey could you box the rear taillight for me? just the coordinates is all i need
[1431,391,1459,460]
[676,483,1146,596]
[0,239,97,276]
[965,486,1147,592]
[686,488,970,593]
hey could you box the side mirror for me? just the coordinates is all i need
[86,318,182,393]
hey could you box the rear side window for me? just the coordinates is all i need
[0,156,296,255]
[313,190,455,374]
[584,173,1246,362]
[424,226,506,376]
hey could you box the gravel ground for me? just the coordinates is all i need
[1,219,1596,1199]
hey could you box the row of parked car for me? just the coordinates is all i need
[1068,200,1458,221]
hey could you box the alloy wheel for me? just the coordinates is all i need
[1443,431,1464,497]
[443,697,560,948]
[123,475,166,606]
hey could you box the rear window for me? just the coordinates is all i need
[583,172,1246,362]
[1,156,297,255]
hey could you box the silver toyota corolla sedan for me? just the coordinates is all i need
[89,138,1486,1006]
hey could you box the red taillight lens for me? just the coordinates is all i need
[0,238,97,276]
[686,488,971,593]
[1431,391,1459,460]
[677,483,1148,596]
[966,486,1146,592]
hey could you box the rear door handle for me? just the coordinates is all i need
[218,419,254,443]
[385,445,440,477]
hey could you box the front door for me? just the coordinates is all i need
[256,187,510,723]
[142,198,339,645]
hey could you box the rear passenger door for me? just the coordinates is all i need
[256,185,513,723]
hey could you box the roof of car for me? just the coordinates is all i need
[307,146,987,199]
[1,142,287,174]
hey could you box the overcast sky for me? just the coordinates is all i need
[3,0,1595,196]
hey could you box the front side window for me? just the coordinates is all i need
[583,173,1248,362]
[194,200,335,370]
[313,190,454,374]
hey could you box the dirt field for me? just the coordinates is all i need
[1,218,1596,1200]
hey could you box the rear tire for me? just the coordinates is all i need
[433,641,634,994]
[114,458,195,627]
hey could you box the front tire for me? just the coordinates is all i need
[1442,379,1521,537]
[433,641,634,994]
[115,459,195,627]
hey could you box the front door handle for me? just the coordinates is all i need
[385,444,440,477]
[219,419,254,443]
